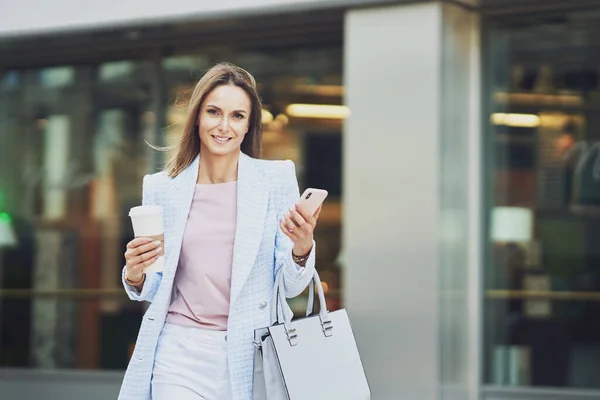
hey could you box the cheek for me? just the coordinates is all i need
[234,121,250,135]
[198,120,213,135]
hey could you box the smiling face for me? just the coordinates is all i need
[197,84,252,158]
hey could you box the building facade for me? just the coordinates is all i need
[1,0,600,399]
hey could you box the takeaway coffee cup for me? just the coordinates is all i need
[128,205,164,273]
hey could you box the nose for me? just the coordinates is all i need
[218,117,230,132]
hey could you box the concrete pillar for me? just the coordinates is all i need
[343,2,482,399]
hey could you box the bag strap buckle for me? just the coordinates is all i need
[285,326,299,346]
[320,315,334,337]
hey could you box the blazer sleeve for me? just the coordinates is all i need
[274,160,316,298]
[121,174,163,303]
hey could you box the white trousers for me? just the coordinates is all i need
[151,323,232,400]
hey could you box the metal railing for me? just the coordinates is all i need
[0,288,127,299]
[486,290,600,301]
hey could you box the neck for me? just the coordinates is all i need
[197,150,240,184]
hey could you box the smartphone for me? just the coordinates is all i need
[297,188,328,215]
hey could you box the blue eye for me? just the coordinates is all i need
[207,109,218,115]
[233,113,244,120]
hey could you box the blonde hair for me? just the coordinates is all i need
[164,62,263,177]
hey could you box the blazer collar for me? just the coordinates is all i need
[171,152,263,190]
[231,153,269,304]
[172,154,199,192]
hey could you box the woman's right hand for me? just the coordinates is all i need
[124,237,162,283]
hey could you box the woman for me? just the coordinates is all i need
[118,62,320,400]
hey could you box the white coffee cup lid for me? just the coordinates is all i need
[129,205,163,217]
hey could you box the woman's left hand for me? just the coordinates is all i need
[280,203,322,255]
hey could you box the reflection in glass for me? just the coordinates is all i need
[39,67,75,88]
[98,61,134,82]
[486,10,600,389]
[42,115,71,221]
[162,55,210,73]
[0,71,19,90]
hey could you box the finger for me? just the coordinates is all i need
[127,237,154,249]
[295,203,319,226]
[289,208,311,234]
[125,242,158,262]
[142,255,159,269]
[279,223,294,240]
[313,205,322,219]
[283,215,298,233]
[284,218,310,244]
[279,222,295,241]
[284,210,301,228]
[282,211,298,229]
[280,221,300,241]
[131,245,162,267]
[294,203,312,220]
[303,211,317,227]
[130,240,162,257]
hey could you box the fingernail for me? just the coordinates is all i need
[156,247,162,253]
[154,240,161,246]
[146,238,153,242]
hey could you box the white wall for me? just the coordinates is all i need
[0,0,318,36]
[0,0,394,37]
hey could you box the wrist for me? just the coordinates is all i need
[293,242,312,257]
[125,271,145,286]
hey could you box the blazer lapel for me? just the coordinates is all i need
[164,155,199,281]
[230,153,269,305]
[172,155,200,193]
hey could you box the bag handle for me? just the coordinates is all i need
[271,269,286,324]
[306,273,325,317]
[271,268,330,326]
[306,279,315,316]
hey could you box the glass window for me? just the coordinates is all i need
[38,66,75,88]
[0,71,19,90]
[485,10,600,389]
[0,62,154,370]
[0,43,343,370]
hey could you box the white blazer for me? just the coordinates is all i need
[117,153,316,400]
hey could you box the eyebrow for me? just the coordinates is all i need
[205,104,248,114]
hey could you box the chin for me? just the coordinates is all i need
[203,143,240,157]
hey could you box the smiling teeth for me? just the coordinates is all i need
[214,136,230,143]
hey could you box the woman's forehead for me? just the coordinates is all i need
[203,85,251,110]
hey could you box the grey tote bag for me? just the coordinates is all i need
[253,269,370,400]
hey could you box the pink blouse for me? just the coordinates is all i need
[166,181,237,330]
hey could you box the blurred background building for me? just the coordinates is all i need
[1,0,600,399]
